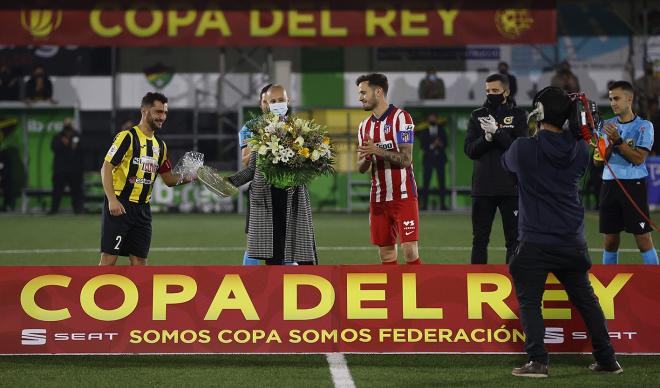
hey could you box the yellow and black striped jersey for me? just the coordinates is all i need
[104,126,168,204]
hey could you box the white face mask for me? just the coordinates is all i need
[269,102,288,117]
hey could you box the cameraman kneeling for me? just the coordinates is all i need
[502,86,621,377]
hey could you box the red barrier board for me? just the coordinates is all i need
[1,265,658,354]
[1,7,556,46]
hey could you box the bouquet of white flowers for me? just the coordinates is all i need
[247,112,335,189]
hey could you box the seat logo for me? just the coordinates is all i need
[21,329,47,345]
[543,327,564,344]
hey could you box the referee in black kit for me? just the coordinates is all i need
[99,92,195,266]
[464,73,528,263]
[502,86,621,377]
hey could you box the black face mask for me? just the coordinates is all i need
[486,93,505,107]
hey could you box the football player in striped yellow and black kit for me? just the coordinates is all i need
[99,92,194,266]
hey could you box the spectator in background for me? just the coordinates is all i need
[120,120,134,133]
[49,118,84,214]
[418,68,445,100]
[0,65,19,101]
[25,64,56,104]
[649,98,660,155]
[551,60,580,94]
[634,62,660,119]
[417,112,448,210]
[0,117,24,212]
[498,61,518,101]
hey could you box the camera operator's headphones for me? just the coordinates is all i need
[528,86,602,143]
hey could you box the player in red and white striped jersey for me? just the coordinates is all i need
[356,73,422,265]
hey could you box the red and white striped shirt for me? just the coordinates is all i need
[357,104,418,203]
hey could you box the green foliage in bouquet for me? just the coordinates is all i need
[247,112,335,189]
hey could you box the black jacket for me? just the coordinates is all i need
[417,123,447,161]
[464,101,528,196]
[502,130,589,247]
[51,128,83,174]
[25,76,53,101]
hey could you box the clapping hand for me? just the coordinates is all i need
[603,122,621,145]
[478,115,498,134]
[358,135,380,160]
[478,115,498,142]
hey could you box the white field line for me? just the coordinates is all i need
[326,353,356,388]
[0,246,645,255]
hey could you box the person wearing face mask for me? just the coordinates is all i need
[417,112,448,210]
[25,64,56,104]
[464,73,528,264]
[228,84,317,266]
[550,60,580,94]
[418,68,445,100]
[49,118,84,215]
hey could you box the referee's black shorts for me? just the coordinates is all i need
[599,178,653,234]
[101,197,152,258]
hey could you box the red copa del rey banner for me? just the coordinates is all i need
[1,265,659,354]
[0,7,556,46]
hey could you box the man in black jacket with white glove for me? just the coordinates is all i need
[502,86,621,378]
[464,73,528,264]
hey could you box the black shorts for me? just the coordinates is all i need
[101,197,152,258]
[599,179,652,234]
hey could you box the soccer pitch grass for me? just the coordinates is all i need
[1,212,659,387]
[0,211,658,265]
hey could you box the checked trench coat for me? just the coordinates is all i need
[228,152,318,264]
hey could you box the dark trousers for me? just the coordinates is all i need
[267,186,288,265]
[51,171,84,214]
[509,241,616,365]
[420,154,446,210]
[470,196,518,264]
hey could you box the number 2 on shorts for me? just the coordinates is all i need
[114,235,122,250]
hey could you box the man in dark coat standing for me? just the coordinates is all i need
[49,118,84,214]
[464,73,528,264]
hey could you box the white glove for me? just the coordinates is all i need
[478,115,498,134]
[485,132,493,142]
